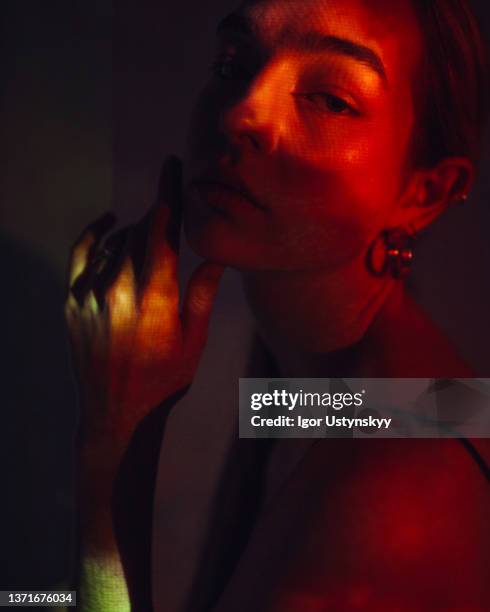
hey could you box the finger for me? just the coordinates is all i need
[79,290,106,357]
[107,256,138,329]
[67,211,117,288]
[129,213,152,290]
[181,263,225,360]
[65,287,107,381]
[91,226,134,310]
[142,156,183,293]
[68,212,118,307]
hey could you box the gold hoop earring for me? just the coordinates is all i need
[366,226,417,280]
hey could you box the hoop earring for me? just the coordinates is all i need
[366,226,417,280]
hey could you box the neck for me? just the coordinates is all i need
[240,254,400,377]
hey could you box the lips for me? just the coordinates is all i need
[190,175,264,212]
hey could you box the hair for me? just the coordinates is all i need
[410,0,490,169]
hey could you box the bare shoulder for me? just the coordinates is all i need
[211,437,489,611]
[273,438,490,610]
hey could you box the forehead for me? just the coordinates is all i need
[237,0,423,84]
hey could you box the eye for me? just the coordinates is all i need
[210,57,250,81]
[296,92,359,116]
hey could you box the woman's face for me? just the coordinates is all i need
[183,0,424,271]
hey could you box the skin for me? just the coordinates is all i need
[211,437,490,611]
[182,0,473,367]
[65,160,224,609]
[65,0,488,609]
[185,0,424,271]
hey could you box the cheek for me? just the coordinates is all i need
[184,77,413,271]
[265,120,407,264]
[287,110,408,206]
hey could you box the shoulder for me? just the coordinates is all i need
[274,437,490,610]
[210,438,489,611]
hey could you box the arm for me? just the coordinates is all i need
[74,441,130,612]
[76,391,187,612]
[75,392,184,612]
[65,157,224,610]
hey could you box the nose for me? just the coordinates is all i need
[221,60,289,157]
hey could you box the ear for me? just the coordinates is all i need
[390,157,474,232]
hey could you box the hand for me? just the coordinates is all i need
[65,157,224,460]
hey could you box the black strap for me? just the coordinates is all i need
[457,437,490,483]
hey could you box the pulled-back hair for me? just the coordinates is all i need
[411,0,490,168]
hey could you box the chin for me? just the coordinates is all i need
[183,215,268,270]
[182,192,355,272]
[183,220,331,273]
[182,189,270,270]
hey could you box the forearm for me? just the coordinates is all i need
[74,449,130,612]
[74,387,190,611]
[77,542,130,612]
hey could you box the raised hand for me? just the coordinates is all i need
[65,156,225,460]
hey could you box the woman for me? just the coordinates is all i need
[65,0,490,609]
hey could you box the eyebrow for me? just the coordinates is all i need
[216,13,387,84]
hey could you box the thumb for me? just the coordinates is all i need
[181,262,225,360]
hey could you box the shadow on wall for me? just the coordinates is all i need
[0,0,110,598]
[0,233,76,591]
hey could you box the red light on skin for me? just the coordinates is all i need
[191,179,262,217]
[347,584,371,607]
[261,438,489,611]
[186,0,427,273]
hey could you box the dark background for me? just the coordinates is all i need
[1,0,489,597]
